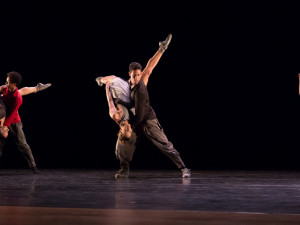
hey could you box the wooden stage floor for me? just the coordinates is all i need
[0,169,300,224]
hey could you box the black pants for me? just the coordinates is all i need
[0,121,37,168]
[115,118,186,170]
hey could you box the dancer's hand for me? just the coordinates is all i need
[0,85,6,92]
[0,126,9,138]
[159,34,172,52]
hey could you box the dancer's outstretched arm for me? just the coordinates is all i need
[141,50,163,86]
[19,83,51,96]
[141,34,172,86]
[19,87,37,96]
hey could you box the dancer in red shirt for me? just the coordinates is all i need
[0,71,51,174]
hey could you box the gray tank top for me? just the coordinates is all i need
[110,77,135,116]
[109,77,130,103]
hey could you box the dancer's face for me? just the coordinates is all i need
[129,69,142,86]
[119,120,132,139]
[5,77,16,91]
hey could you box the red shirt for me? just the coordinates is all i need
[2,87,22,127]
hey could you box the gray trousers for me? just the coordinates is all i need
[0,121,36,168]
[115,118,186,170]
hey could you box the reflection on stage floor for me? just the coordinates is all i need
[1,169,300,224]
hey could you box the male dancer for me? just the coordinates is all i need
[97,35,191,178]
[96,35,172,178]
[0,71,51,174]
[120,60,191,178]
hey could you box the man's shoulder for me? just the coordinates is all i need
[132,82,143,94]
[136,80,146,89]
[13,89,23,100]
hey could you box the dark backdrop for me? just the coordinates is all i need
[0,1,300,170]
